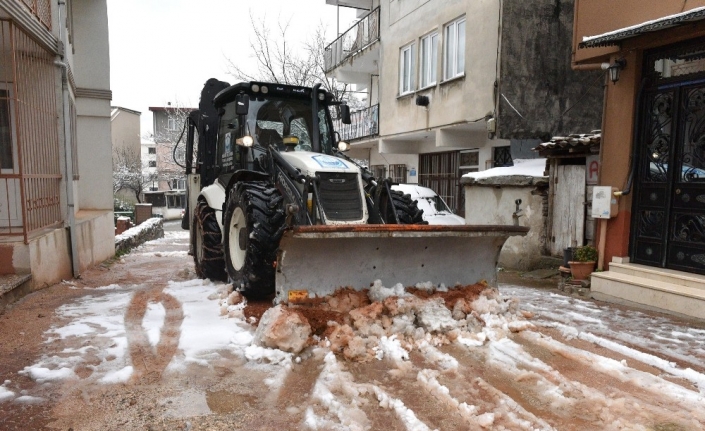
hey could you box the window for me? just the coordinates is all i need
[167,118,176,131]
[444,17,466,81]
[170,178,186,190]
[0,89,14,171]
[167,194,185,208]
[148,160,156,167]
[389,164,407,183]
[420,32,438,88]
[493,146,513,167]
[399,43,416,95]
[459,149,479,173]
[370,165,386,179]
[148,147,156,154]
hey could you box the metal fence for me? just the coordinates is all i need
[19,0,52,30]
[333,104,379,142]
[324,7,380,72]
[0,19,62,242]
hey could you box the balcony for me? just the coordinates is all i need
[324,7,380,84]
[334,104,379,142]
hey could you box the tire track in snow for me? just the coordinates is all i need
[517,330,705,430]
[440,343,567,430]
[125,287,184,383]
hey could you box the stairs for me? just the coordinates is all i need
[0,273,32,314]
[591,263,705,320]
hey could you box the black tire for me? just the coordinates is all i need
[380,189,426,224]
[192,199,227,282]
[223,181,285,299]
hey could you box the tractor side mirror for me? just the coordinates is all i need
[339,104,351,124]
[235,94,249,116]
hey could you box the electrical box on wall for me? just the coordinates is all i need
[591,186,619,219]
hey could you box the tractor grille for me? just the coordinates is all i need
[317,172,363,221]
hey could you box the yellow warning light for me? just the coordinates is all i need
[288,290,309,303]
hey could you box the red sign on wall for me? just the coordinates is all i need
[586,155,600,185]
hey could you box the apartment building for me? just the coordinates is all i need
[0,0,114,287]
[324,0,603,215]
[143,106,193,220]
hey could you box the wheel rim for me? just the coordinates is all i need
[228,207,246,271]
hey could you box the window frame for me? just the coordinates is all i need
[443,16,466,81]
[420,31,438,89]
[0,85,18,174]
[399,42,416,96]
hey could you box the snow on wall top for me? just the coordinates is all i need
[462,158,547,180]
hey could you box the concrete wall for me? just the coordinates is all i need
[462,176,548,270]
[111,108,141,155]
[498,0,603,140]
[73,0,113,211]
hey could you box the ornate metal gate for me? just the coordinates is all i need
[631,41,705,274]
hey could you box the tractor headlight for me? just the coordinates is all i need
[251,84,260,93]
[237,135,254,147]
[337,141,350,152]
[261,85,269,94]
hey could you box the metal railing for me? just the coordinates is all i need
[334,104,379,142]
[324,7,380,72]
[0,20,62,242]
[19,0,52,30]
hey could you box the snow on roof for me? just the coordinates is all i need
[462,158,547,180]
[580,7,705,48]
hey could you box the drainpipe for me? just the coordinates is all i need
[56,0,80,278]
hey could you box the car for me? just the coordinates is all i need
[391,184,466,225]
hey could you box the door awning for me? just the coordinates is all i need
[579,7,705,49]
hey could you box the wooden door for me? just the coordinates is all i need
[551,165,586,255]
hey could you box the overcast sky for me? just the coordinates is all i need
[107,0,356,137]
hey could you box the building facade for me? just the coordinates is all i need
[143,106,192,220]
[574,0,705,319]
[324,0,603,215]
[0,0,114,287]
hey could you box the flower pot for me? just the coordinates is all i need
[568,261,595,281]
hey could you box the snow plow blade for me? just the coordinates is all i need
[275,224,529,303]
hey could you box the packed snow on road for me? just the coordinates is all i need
[3,229,705,430]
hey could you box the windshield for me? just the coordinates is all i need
[245,97,334,154]
[416,195,451,215]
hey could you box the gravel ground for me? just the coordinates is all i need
[0,221,703,431]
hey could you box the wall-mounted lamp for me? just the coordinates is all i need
[601,58,626,84]
[415,95,429,107]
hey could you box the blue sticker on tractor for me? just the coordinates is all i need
[311,155,348,169]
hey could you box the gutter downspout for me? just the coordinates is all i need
[57,0,80,278]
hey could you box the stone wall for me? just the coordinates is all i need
[114,218,164,256]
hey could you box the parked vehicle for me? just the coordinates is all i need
[392,184,465,225]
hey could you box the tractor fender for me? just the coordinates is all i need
[222,170,272,213]
[199,182,226,232]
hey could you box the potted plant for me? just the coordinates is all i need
[569,245,597,281]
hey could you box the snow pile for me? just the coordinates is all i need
[236,280,533,360]
[114,217,162,243]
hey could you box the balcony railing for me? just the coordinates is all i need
[324,7,380,73]
[19,0,52,30]
[334,104,379,142]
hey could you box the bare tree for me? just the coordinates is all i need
[225,13,364,111]
[113,146,157,203]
